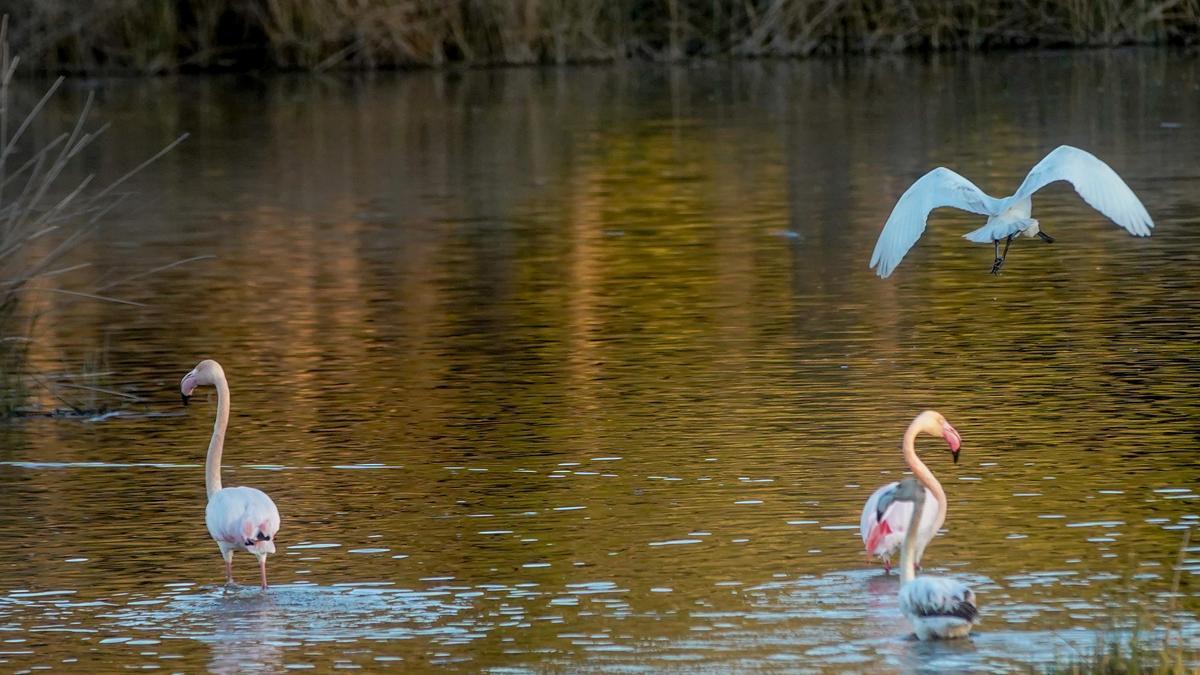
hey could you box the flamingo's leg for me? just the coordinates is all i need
[222,548,234,584]
[259,555,269,590]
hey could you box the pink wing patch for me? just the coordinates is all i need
[865,520,892,557]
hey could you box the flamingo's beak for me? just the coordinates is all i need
[180,373,196,406]
[864,520,892,556]
[943,422,962,463]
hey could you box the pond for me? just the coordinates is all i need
[1,50,1199,671]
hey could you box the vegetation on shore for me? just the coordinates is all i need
[0,18,188,416]
[1047,627,1198,674]
[1047,530,1198,675]
[1,0,1198,73]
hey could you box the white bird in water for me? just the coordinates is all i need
[872,476,979,640]
[181,359,281,589]
[869,145,1154,277]
[861,410,961,573]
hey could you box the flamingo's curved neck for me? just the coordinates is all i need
[205,372,230,499]
[899,490,924,584]
[903,421,947,535]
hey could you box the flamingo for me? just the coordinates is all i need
[880,477,979,640]
[860,410,961,573]
[181,359,280,590]
[869,145,1154,277]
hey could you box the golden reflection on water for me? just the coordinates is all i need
[1,51,1199,670]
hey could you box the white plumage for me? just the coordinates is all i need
[869,145,1154,278]
[899,574,978,641]
[860,481,941,571]
[182,359,282,590]
[860,411,961,573]
[205,486,281,557]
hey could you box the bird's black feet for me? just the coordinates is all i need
[991,235,1013,275]
[1037,231,1055,243]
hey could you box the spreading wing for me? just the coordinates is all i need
[1009,145,1154,236]
[870,168,1001,278]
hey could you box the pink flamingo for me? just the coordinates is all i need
[181,359,280,589]
[859,410,961,573]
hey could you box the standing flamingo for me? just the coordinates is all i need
[879,477,979,639]
[181,359,280,590]
[860,410,961,573]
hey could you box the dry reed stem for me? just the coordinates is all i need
[0,1,1195,73]
[0,14,192,415]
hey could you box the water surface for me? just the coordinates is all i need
[2,51,1199,672]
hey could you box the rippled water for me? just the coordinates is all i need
[2,51,1199,672]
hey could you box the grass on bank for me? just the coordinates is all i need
[0,16,189,416]
[1048,624,1198,674]
[1046,529,1198,675]
[1,0,1198,73]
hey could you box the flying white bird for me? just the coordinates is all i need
[869,145,1154,277]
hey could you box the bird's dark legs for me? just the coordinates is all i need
[991,235,1013,274]
[1037,230,1055,243]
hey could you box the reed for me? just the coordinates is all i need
[1048,627,1198,674]
[0,0,1197,73]
[0,16,187,415]
[1047,529,1199,675]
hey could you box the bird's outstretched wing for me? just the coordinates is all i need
[870,168,1001,278]
[1008,145,1154,236]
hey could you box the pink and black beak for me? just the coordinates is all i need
[943,422,962,464]
[180,373,196,406]
[864,520,892,560]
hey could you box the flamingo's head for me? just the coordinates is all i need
[180,359,224,406]
[916,410,961,464]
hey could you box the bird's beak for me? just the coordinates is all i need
[943,422,961,451]
[943,423,962,464]
[180,372,196,406]
[864,520,892,556]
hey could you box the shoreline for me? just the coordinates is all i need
[5,2,1197,75]
[8,43,1193,81]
